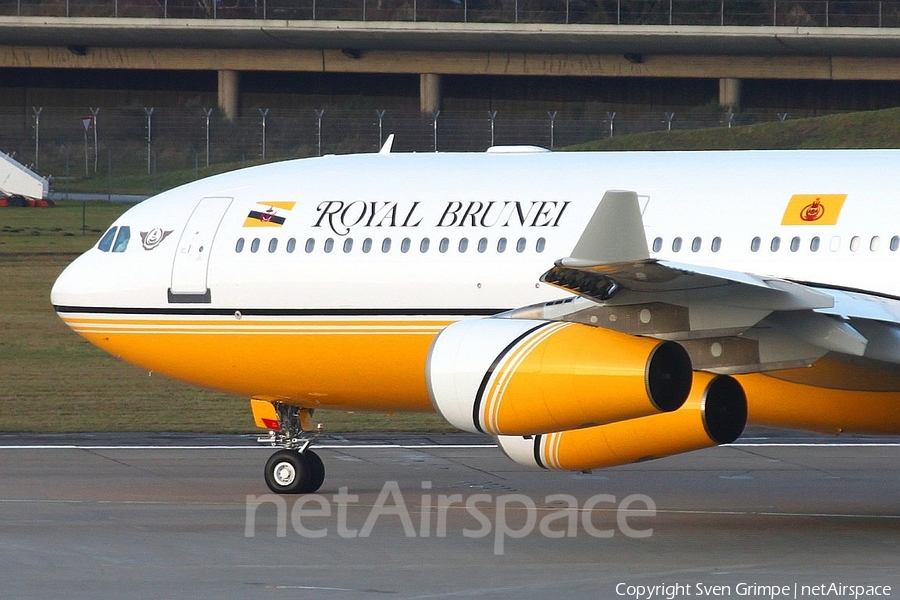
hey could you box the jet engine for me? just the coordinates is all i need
[496,372,747,470]
[426,318,692,435]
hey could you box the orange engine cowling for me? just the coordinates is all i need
[496,372,747,470]
[426,318,692,435]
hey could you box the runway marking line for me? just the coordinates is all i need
[0,444,497,450]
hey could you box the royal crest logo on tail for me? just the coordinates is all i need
[243,201,297,227]
[781,194,847,225]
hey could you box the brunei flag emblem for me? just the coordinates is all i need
[243,201,296,227]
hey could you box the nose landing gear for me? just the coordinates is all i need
[264,445,326,494]
[257,402,325,494]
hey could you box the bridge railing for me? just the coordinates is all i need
[1,0,899,27]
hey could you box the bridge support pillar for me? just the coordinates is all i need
[420,73,442,113]
[719,77,742,110]
[218,69,240,121]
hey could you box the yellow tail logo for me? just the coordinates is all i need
[781,194,846,226]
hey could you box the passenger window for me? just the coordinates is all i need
[250,238,260,253]
[382,238,391,253]
[324,238,334,253]
[286,238,296,253]
[671,237,682,252]
[516,238,526,253]
[810,236,820,252]
[305,238,315,253]
[439,238,449,253]
[652,237,663,253]
[401,238,411,253]
[97,227,117,252]
[790,237,800,252]
[362,238,372,253]
[235,238,245,253]
[770,237,780,252]
[459,238,469,253]
[750,237,761,252]
[420,238,430,253]
[871,236,881,252]
[892,236,900,252]
[850,236,861,252]
[691,237,701,252]
[830,236,841,252]
[478,238,488,253]
[711,237,721,252]
[497,238,507,253]
[536,238,546,253]
[268,238,278,253]
[343,238,353,253]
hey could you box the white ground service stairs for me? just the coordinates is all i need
[1,152,48,200]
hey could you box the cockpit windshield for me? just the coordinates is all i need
[97,226,131,253]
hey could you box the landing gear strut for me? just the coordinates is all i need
[258,403,325,494]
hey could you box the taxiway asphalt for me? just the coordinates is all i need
[1,431,898,600]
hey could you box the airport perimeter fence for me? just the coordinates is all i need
[2,0,900,27]
[0,106,812,193]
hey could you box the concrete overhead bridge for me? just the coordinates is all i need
[3,0,900,118]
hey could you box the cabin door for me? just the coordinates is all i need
[169,196,233,302]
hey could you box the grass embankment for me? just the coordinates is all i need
[51,107,900,198]
[60,159,269,197]
[0,201,453,433]
[570,106,900,151]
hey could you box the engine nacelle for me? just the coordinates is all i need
[496,372,747,470]
[426,318,692,435]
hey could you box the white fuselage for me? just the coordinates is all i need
[53,149,900,312]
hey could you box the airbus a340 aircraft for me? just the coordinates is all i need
[51,143,900,494]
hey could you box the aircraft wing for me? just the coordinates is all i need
[519,190,900,373]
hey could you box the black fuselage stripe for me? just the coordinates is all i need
[471,321,552,434]
[794,281,900,303]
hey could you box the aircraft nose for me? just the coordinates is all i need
[51,253,89,310]
[51,250,124,310]
[52,229,176,312]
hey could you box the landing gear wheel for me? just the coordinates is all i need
[305,450,326,493]
[256,403,326,494]
[265,450,308,494]
[264,449,326,494]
